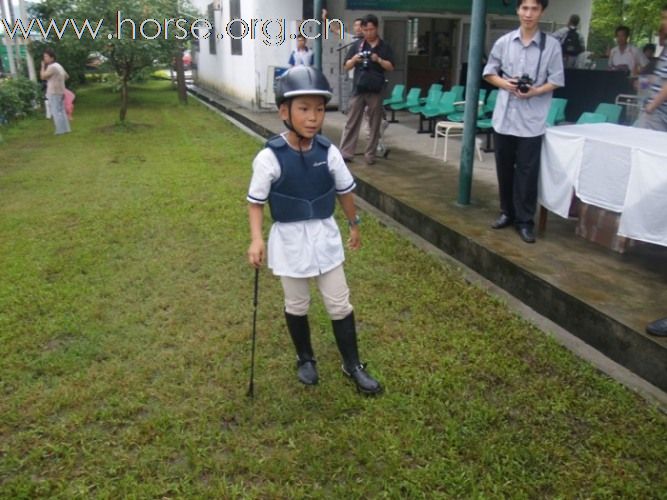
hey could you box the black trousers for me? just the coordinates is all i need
[493,131,543,228]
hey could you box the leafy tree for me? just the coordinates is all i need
[29,0,93,86]
[78,0,190,121]
[30,0,196,122]
[589,0,665,57]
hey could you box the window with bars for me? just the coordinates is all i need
[207,3,216,55]
[230,0,242,55]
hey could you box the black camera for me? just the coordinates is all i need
[516,73,533,93]
[359,50,373,69]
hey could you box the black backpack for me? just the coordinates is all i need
[562,27,583,56]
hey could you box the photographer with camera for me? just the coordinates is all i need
[339,14,394,165]
[483,0,564,244]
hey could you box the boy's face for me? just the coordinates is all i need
[516,0,544,30]
[280,95,326,139]
[297,37,306,50]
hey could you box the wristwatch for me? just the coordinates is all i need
[348,215,361,227]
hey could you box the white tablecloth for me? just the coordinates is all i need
[539,123,667,247]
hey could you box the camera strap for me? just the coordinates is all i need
[499,31,547,84]
[534,32,547,84]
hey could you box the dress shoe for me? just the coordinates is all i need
[364,155,376,165]
[342,155,354,163]
[491,213,514,229]
[646,317,667,337]
[517,226,536,243]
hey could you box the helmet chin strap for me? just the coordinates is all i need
[284,100,308,167]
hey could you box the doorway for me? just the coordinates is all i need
[382,19,408,95]
[406,17,460,91]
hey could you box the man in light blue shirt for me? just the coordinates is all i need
[483,0,564,243]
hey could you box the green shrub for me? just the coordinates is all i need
[0,77,42,124]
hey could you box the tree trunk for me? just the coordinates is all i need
[120,73,129,123]
[174,46,187,104]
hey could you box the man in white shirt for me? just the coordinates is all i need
[608,25,648,76]
[39,48,71,135]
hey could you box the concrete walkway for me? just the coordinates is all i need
[188,86,667,394]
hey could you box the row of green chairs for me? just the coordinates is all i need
[384,84,465,124]
[419,88,498,135]
[385,83,622,126]
[576,103,623,124]
[546,100,622,126]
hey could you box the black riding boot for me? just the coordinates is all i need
[285,312,318,385]
[331,312,382,395]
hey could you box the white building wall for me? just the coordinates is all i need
[190,0,224,97]
[191,0,259,106]
[192,0,314,109]
[251,1,303,109]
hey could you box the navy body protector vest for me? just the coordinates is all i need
[267,134,336,223]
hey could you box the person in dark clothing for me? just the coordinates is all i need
[339,14,395,165]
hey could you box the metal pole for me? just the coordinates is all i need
[18,0,37,82]
[1,0,18,75]
[458,0,487,205]
[6,0,22,75]
[313,0,323,70]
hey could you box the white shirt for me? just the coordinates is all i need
[247,135,356,278]
[608,44,648,72]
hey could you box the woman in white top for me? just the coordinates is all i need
[40,48,71,135]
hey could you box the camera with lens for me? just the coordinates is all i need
[516,73,534,93]
[359,50,373,69]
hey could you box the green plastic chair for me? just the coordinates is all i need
[450,85,465,101]
[594,103,622,124]
[409,88,442,114]
[419,83,444,104]
[476,117,494,152]
[446,89,488,122]
[382,84,405,107]
[576,112,607,124]
[420,91,457,134]
[483,89,499,115]
[546,98,568,127]
[388,87,421,122]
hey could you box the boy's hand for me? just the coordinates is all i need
[348,226,361,250]
[247,239,265,268]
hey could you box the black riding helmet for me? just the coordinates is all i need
[274,66,332,108]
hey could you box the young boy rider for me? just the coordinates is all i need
[246,66,382,395]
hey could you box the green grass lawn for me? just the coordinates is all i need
[1,81,666,498]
